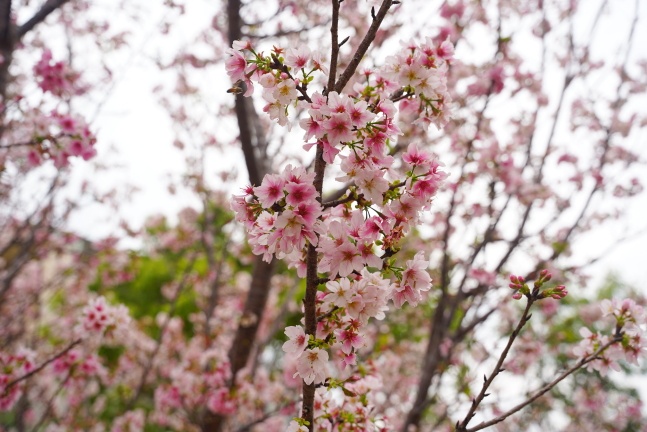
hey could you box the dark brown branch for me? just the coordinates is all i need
[3,339,81,394]
[201,2,277,430]
[0,0,12,50]
[301,142,326,431]
[326,0,340,95]
[228,0,267,187]
[228,257,276,380]
[0,0,14,130]
[234,97,264,186]
[333,0,395,94]
[18,0,71,38]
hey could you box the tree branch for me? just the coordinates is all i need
[201,1,277,430]
[326,0,340,94]
[18,0,71,38]
[301,142,326,431]
[333,0,395,94]
[3,338,81,394]
[456,297,535,430]
[464,335,623,432]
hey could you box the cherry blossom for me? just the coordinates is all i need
[283,325,309,357]
[295,348,329,385]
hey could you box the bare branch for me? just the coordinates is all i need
[3,338,81,394]
[326,0,340,95]
[464,335,623,432]
[457,298,535,430]
[301,142,326,430]
[18,0,71,38]
[333,0,395,94]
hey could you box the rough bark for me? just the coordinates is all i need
[200,0,275,430]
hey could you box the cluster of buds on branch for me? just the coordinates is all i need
[508,270,567,301]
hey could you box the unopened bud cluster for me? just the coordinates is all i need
[508,270,567,301]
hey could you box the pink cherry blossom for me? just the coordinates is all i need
[324,278,355,308]
[283,326,309,357]
[254,174,285,208]
[284,182,317,207]
[287,420,309,432]
[294,348,328,385]
[335,327,364,355]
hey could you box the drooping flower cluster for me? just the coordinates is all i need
[231,165,321,270]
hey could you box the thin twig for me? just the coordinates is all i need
[456,298,534,430]
[18,0,71,38]
[326,0,340,95]
[333,0,395,94]
[464,335,623,432]
[3,339,81,394]
[29,366,75,432]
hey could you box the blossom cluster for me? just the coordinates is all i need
[33,49,84,97]
[78,296,131,339]
[574,298,646,375]
[231,165,321,269]
[283,251,433,387]
[227,35,452,427]
[25,111,98,167]
[377,37,454,129]
[0,348,35,411]
[228,40,449,282]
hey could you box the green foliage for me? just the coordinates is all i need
[112,257,172,320]
[98,345,126,370]
[97,383,133,423]
[0,412,16,429]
